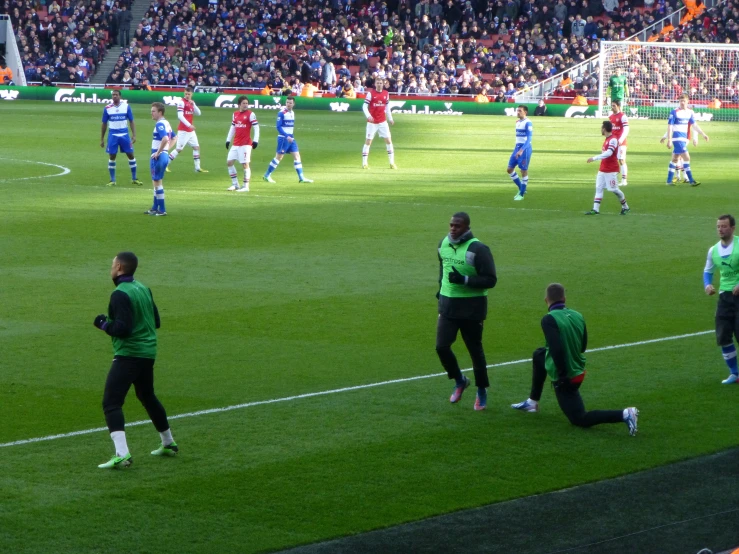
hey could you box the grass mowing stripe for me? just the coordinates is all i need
[0,329,711,450]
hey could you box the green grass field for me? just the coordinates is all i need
[1,100,737,553]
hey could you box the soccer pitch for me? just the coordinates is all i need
[1,101,737,553]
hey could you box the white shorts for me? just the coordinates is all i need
[366,121,391,140]
[617,145,627,160]
[596,171,620,192]
[227,145,252,164]
[176,130,199,150]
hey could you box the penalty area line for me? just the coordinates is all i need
[0,329,712,449]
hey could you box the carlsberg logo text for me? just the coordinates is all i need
[389,100,463,116]
[214,95,282,110]
[54,89,110,103]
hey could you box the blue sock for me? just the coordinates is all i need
[721,344,739,375]
[156,186,165,212]
[521,176,528,194]
[108,161,116,182]
[477,387,487,401]
[666,162,676,184]
[294,161,304,180]
[510,172,523,192]
[684,163,694,183]
[129,158,137,180]
[265,158,279,177]
[454,375,466,387]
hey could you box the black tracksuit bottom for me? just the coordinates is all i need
[436,315,490,388]
[102,356,170,433]
[530,347,623,428]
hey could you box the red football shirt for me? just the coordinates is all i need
[177,98,195,132]
[231,110,258,146]
[608,112,629,146]
[364,89,389,123]
[599,137,620,173]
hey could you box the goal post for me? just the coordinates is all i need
[598,40,739,122]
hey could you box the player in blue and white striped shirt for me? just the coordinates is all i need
[263,97,313,184]
[507,105,533,201]
[661,94,709,187]
[101,89,143,187]
[145,102,173,216]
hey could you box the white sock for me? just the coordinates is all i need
[528,398,538,406]
[386,143,394,164]
[111,431,129,457]
[362,144,370,164]
[228,166,238,185]
[621,164,627,181]
[159,428,174,446]
[169,149,180,161]
[243,167,251,189]
[193,152,201,171]
[622,408,628,420]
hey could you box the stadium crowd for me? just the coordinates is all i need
[3,0,690,95]
[104,0,686,97]
[0,0,126,83]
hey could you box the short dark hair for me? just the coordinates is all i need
[151,101,165,114]
[517,104,528,114]
[602,120,613,132]
[452,211,470,226]
[719,214,736,227]
[185,85,194,92]
[611,99,621,108]
[546,283,565,303]
[116,251,138,275]
[236,95,249,106]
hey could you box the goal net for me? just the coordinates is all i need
[598,41,739,122]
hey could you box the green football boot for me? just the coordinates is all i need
[151,442,179,457]
[98,453,132,469]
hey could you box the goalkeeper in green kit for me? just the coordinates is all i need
[607,67,629,108]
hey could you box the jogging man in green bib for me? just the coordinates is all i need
[93,251,178,468]
[703,214,739,384]
[511,283,639,436]
[436,212,497,410]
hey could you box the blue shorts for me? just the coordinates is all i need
[672,141,688,155]
[106,133,134,155]
[508,146,532,171]
[277,136,299,155]
[150,153,169,181]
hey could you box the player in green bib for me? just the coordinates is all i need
[607,67,628,105]
[511,284,639,436]
[93,252,178,469]
[703,214,739,384]
[436,212,497,410]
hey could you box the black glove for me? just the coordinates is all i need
[448,266,466,285]
[251,141,258,150]
[225,141,231,150]
[93,314,108,330]
[553,377,576,393]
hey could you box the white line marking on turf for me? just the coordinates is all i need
[0,158,72,182]
[0,330,712,449]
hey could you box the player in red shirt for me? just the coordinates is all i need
[167,85,208,173]
[608,100,629,186]
[362,77,396,169]
[225,96,260,192]
[584,120,631,215]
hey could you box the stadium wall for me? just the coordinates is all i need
[0,86,732,120]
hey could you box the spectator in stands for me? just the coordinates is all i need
[534,99,547,115]
[0,57,14,85]
[117,4,132,48]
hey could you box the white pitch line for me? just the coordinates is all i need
[0,329,712,449]
[0,158,71,182]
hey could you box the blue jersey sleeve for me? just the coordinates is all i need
[102,109,109,123]
[522,121,533,148]
[154,122,167,140]
[276,111,286,136]
[667,110,676,125]
[127,105,134,121]
[688,112,695,125]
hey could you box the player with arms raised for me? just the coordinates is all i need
[145,102,172,216]
[362,77,396,169]
[584,121,630,216]
[263,97,313,184]
[507,105,533,201]
[101,89,143,187]
[607,67,628,107]
[661,93,708,187]
[167,85,207,173]
[226,96,260,192]
[608,100,629,187]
